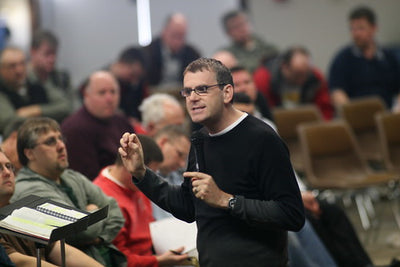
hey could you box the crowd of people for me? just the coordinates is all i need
[0,4,399,267]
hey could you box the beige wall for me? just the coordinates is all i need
[0,0,31,52]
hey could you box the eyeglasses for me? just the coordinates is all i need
[34,135,66,147]
[0,162,15,174]
[180,83,225,97]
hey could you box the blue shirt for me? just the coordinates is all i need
[328,45,400,108]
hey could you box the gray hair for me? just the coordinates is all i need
[139,93,181,128]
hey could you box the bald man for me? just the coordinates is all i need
[212,50,238,69]
[142,13,200,87]
[61,71,134,180]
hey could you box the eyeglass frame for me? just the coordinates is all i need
[180,83,226,98]
[0,162,15,174]
[33,135,66,148]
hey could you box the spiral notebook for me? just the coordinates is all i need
[0,195,108,242]
[36,203,87,222]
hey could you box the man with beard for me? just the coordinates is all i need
[328,6,400,111]
[10,117,126,267]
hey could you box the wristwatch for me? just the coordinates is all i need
[228,195,237,210]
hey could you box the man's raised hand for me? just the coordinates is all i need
[119,132,146,179]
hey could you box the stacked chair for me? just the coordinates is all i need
[272,105,322,173]
[297,119,398,232]
[338,97,386,164]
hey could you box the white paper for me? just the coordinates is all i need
[149,217,198,257]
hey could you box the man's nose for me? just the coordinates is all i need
[187,91,199,101]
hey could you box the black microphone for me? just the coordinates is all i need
[190,131,205,172]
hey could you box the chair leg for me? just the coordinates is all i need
[355,194,371,230]
[363,193,377,225]
[391,197,400,231]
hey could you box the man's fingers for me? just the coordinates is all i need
[120,132,131,147]
[118,147,127,157]
[184,171,209,181]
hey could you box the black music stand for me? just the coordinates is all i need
[0,195,108,267]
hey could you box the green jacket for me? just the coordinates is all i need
[11,167,126,266]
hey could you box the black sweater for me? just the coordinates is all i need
[135,115,304,267]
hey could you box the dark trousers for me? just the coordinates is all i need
[306,200,372,267]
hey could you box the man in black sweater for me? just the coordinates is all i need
[119,58,305,267]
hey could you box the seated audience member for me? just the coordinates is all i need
[11,117,126,266]
[153,125,190,177]
[61,71,133,180]
[142,13,200,89]
[0,47,70,134]
[150,125,190,220]
[212,50,238,69]
[28,30,73,113]
[298,181,373,267]
[253,46,334,120]
[94,135,189,267]
[94,46,148,123]
[0,119,25,173]
[329,6,400,111]
[138,93,186,136]
[221,10,278,73]
[230,66,274,121]
[0,147,104,267]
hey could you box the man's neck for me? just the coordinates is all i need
[32,65,49,82]
[359,42,377,60]
[0,78,21,92]
[28,164,62,184]
[236,37,254,50]
[0,199,10,208]
[108,165,133,189]
[206,107,245,135]
[108,165,124,183]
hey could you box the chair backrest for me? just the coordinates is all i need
[338,97,386,161]
[375,112,400,171]
[338,96,386,133]
[298,120,371,189]
[272,105,322,172]
[273,105,322,140]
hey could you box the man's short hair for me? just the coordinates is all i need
[230,65,248,75]
[154,124,189,143]
[221,10,245,33]
[184,58,233,89]
[31,30,59,50]
[281,46,310,66]
[349,6,376,25]
[139,93,181,128]
[17,117,61,166]
[117,46,145,66]
[0,46,24,66]
[233,92,252,105]
[2,118,26,140]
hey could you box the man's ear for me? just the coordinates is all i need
[157,136,169,148]
[223,84,234,104]
[147,122,156,136]
[24,148,35,162]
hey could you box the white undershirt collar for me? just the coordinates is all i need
[209,113,248,137]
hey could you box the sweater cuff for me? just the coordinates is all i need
[132,167,152,184]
